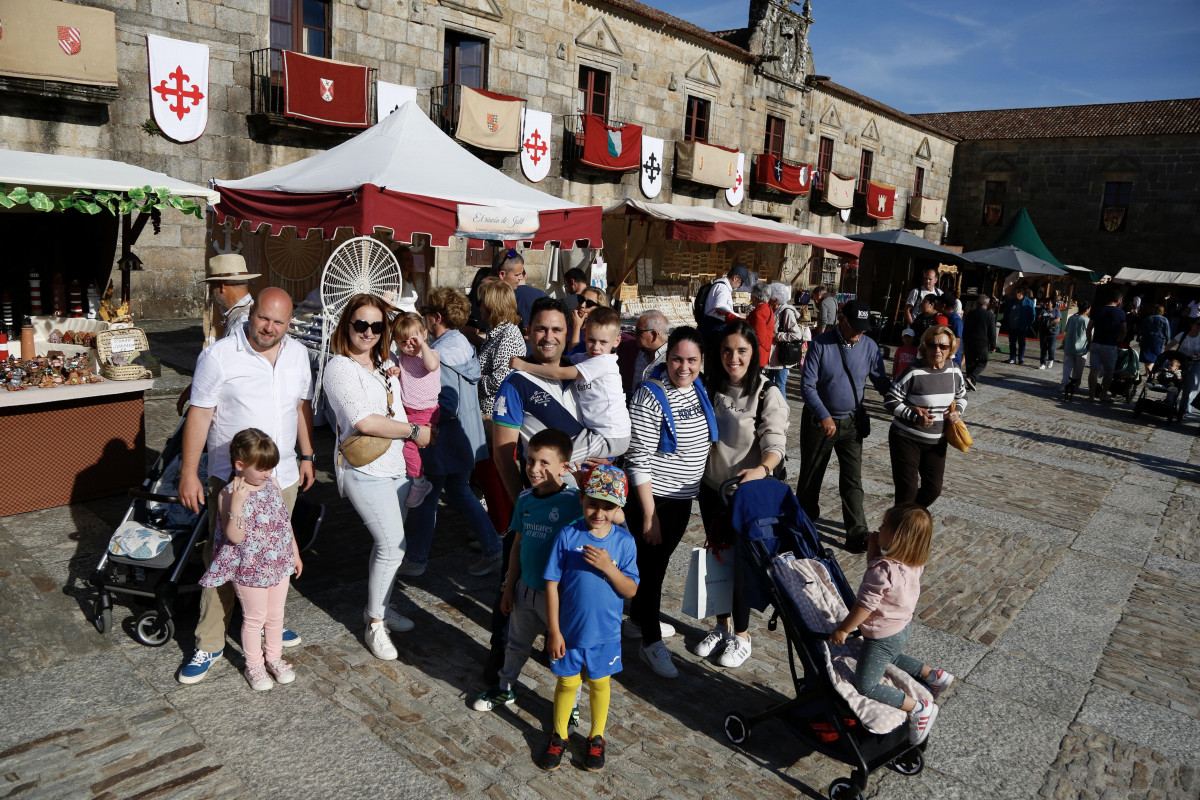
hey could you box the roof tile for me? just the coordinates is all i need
[913,99,1200,140]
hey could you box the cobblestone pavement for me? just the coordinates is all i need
[2,330,1199,800]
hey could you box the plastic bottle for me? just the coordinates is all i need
[20,317,35,360]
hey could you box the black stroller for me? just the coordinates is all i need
[89,414,324,646]
[1133,349,1189,422]
[719,478,929,800]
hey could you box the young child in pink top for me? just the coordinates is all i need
[831,503,953,745]
[390,313,441,508]
[892,328,918,379]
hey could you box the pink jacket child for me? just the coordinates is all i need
[389,313,441,508]
[830,504,952,746]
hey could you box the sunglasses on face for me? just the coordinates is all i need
[350,319,385,335]
[932,342,952,350]
[581,298,600,309]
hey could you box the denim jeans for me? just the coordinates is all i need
[854,623,927,709]
[1183,360,1200,419]
[1007,329,1028,361]
[342,470,412,621]
[767,367,789,398]
[1039,332,1057,364]
[403,470,503,565]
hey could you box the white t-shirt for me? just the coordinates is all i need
[1175,332,1200,359]
[571,353,631,439]
[191,325,312,488]
[705,278,735,320]
[1187,300,1200,318]
[322,355,409,484]
[906,286,943,313]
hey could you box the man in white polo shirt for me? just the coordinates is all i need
[176,286,316,684]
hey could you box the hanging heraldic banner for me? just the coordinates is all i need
[0,0,117,86]
[520,108,553,182]
[909,196,944,224]
[724,152,745,206]
[457,87,524,152]
[640,135,665,198]
[580,115,642,171]
[674,141,739,189]
[754,154,812,195]
[823,172,855,209]
[283,50,369,127]
[146,34,209,143]
[866,181,897,220]
[456,204,540,240]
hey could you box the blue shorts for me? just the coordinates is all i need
[551,640,623,679]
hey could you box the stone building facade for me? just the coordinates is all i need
[0,0,956,317]
[915,100,1200,275]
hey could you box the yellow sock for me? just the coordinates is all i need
[587,676,611,738]
[553,674,582,739]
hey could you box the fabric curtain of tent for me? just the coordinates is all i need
[988,207,1068,271]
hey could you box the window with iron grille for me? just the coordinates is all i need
[444,31,488,88]
[857,149,873,194]
[816,136,834,189]
[764,115,785,158]
[1099,181,1132,232]
[914,166,925,197]
[982,180,1006,226]
[270,0,330,57]
[684,96,710,143]
[578,66,610,121]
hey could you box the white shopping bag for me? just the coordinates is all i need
[682,546,733,619]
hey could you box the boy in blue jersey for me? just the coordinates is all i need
[474,429,583,712]
[538,465,639,772]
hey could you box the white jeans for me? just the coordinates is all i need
[342,470,412,620]
[1061,355,1086,387]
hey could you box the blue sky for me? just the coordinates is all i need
[651,0,1200,113]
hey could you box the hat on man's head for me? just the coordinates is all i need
[583,464,628,508]
[205,254,261,282]
[841,299,873,332]
[729,265,750,286]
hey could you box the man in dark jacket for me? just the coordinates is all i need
[962,295,997,390]
[1003,288,1036,365]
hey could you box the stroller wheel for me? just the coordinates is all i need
[724,712,751,745]
[134,610,175,647]
[92,600,111,634]
[888,748,925,776]
[827,777,864,800]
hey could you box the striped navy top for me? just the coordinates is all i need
[626,380,711,499]
[884,362,967,443]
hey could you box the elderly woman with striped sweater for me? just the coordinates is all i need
[883,325,967,508]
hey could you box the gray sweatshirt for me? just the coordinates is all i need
[703,378,789,488]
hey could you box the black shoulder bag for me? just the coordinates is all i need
[835,342,871,442]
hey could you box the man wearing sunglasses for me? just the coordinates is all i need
[495,250,547,333]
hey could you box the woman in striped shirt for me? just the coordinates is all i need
[884,325,967,508]
[624,326,718,680]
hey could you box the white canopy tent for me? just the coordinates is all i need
[0,149,219,204]
[1111,267,1200,287]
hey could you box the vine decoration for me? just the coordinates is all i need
[0,185,204,221]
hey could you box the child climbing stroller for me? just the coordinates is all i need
[1133,349,1187,422]
[1107,347,1142,403]
[719,478,944,800]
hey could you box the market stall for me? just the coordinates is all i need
[0,149,217,514]
[601,199,862,326]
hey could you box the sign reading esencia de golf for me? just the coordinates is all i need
[456,204,540,240]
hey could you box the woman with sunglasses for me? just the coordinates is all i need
[568,286,609,352]
[883,325,967,508]
[322,294,431,661]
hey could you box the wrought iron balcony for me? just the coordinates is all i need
[248,48,377,138]
[428,83,463,138]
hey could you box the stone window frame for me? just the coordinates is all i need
[764,115,786,158]
[815,135,834,189]
[856,148,874,194]
[914,166,925,197]
[576,57,618,122]
[442,27,492,90]
[982,180,1006,227]
[270,0,332,60]
[684,95,712,143]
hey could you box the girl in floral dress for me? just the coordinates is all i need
[200,428,303,691]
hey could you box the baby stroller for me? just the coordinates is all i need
[1108,347,1142,403]
[719,479,931,800]
[1134,349,1188,422]
[89,413,325,646]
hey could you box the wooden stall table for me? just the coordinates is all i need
[0,378,153,516]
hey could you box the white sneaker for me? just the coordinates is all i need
[394,560,426,578]
[1048,361,1055,368]
[925,668,955,696]
[908,700,939,745]
[693,627,730,657]
[405,476,434,508]
[639,640,678,679]
[717,635,752,668]
[364,621,398,660]
[621,619,677,639]
[1038,363,1047,370]
[363,608,414,633]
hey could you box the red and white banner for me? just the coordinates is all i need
[823,172,855,209]
[520,108,552,182]
[640,135,664,198]
[580,115,641,171]
[146,34,208,143]
[725,152,745,206]
[0,0,117,87]
[866,181,897,220]
[754,154,812,195]
[283,50,369,128]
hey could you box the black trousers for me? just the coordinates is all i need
[697,483,751,634]
[625,491,694,645]
[888,428,948,508]
[964,347,989,381]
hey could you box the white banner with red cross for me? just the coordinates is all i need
[520,108,552,182]
[725,152,746,206]
[146,34,209,143]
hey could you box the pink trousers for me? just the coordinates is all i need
[234,576,290,668]
[402,405,439,479]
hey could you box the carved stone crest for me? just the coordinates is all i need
[747,0,812,90]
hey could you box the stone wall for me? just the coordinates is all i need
[945,134,1200,273]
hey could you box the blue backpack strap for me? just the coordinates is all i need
[692,376,719,443]
[637,377,677,454]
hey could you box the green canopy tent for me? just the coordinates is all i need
[988,207,1068,271]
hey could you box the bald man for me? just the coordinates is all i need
[176,286,316,684]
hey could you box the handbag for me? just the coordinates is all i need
[682,546,734,619]
[945,401,973,452]
[835,341,870,442]
[337,364,396,468]
[774,306,805,365]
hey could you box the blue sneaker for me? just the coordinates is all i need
[177,649,223,684]
[281,629,302,648]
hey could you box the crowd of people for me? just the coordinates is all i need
[175,253,978,770]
